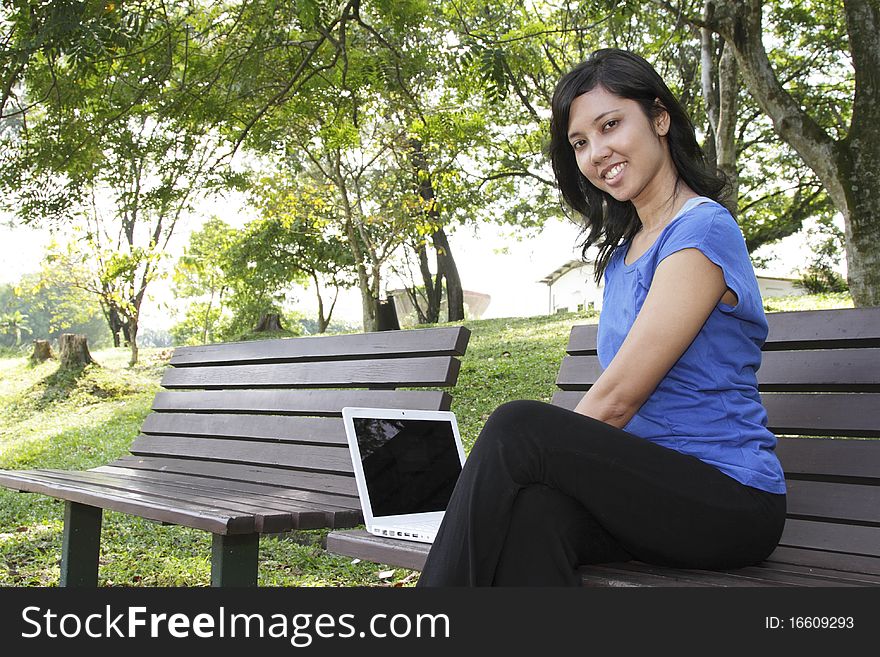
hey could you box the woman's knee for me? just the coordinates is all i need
[481,400,559,442]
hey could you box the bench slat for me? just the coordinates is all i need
[564,308,880,354]
[326,529,431,571]
[151,389,451,414]
[109,455,359,499]
[21,469,302,533]
[777,437,880,480]
[578,564,730,587]
[744,560,880,585]
[778,518,880,557]
[578,561,869,587]
[767,546,880,576]
[326,529,880,586]
[94,465,360,513]
[761,394,880,437]
[141,413,348,444]
[760,307,880,350]
[170,327,470,366]
[785,480,880,523]
[129,434,353,474]
[555,350,880,391]
[93,466,361,526]
[550,391,880,439]
[161,356,461,390]
[0,470,253,534]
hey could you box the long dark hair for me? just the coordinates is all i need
[549,48,729,282]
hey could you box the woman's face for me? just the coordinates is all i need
[566,85,672,207]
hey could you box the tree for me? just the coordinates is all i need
[172,217,237,344]
[0,309,31,347]
[2,1,243,363]
[0,268,108,349]
[246,177,358,333]
[444,0,845,269]
[49,114,228,365]
[797,217,849,294]
[688,0,878,305]
[0,1,159,119]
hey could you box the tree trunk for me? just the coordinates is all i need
[417,241,441,323]
[409,137,466,322]
[29,340,53,363]
[433,227,465,322]
[254,313,284,332]
[715,41,740,214]
[59,334,96,369]
[107,306,124,348]
[127,320,139,367]
[704,0,880,305]
[701,5,739,216]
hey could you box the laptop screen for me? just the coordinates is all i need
[352,417,463,518]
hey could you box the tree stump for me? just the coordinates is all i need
[254,313,284,332]
[29,340,54,363]
[59,334,96,368]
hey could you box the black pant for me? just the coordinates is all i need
[417,400,786,586]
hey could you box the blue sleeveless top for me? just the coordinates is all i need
[597,198,786,494]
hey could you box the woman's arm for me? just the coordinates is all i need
[574,247,733,427]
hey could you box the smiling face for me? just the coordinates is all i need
[567,85,675,211]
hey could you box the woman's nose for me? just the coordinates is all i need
[591,141,611,165]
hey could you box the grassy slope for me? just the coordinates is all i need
[0,293,853,586]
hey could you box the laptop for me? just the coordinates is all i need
[341,407,466,543]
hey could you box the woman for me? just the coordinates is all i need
[416,48,786,587]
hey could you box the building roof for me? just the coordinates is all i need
[538,260,590,285]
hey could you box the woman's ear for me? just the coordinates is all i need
[654,99,670,136]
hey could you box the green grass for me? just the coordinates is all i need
[0,295,854,587]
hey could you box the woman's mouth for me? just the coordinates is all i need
[602,162,626,184]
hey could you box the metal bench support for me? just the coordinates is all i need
[60,501,102,587]
[211,533,259,587]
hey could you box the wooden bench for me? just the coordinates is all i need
[0,326,470,586]
[327,307,880,586]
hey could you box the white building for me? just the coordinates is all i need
[539,260,805,315]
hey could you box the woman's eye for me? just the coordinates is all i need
[604,120,618,130]
[572,139,586,150]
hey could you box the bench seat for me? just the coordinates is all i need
[327,307,880,587]
[0,325,470,586]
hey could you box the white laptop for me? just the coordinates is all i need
[341,407,466,543]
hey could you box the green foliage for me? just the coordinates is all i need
[227,321,306,344]
[763,291,852,313]
[3,0,871,331]
[172,217,237,300]
[170,301,223,346]
[0,309,31,346]
[0,266,110,349]
[235,179,351,295]
[796,217,849,294]
[170,217,236,344]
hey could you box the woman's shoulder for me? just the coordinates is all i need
[662,198,742,247]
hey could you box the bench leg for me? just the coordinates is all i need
[60,502,103,587]
[211,533,259,587]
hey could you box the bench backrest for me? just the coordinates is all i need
[115,327,470,522]
[551,307,880,575]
